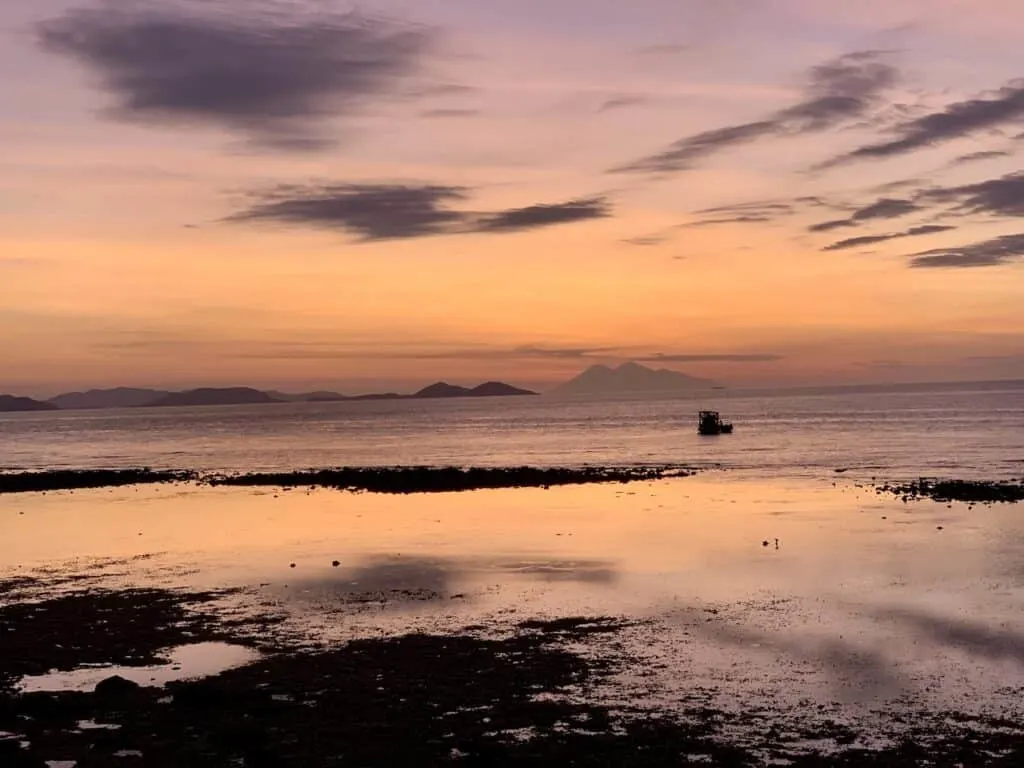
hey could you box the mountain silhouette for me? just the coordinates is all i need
[469,381,537,397]
[33,379,537,410]
[0,394,59,412]
[413,381,537,398]
[47,387,170,410]
[550,362,719,395]
[145,387,282,407]
[267,390,350,402]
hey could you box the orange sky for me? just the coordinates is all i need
[2,0,1023,395]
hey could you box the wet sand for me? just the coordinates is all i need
[3,472,1024,764]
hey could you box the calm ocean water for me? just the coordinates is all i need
[1,381,1023,480]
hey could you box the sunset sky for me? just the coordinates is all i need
[2,0,1023,395]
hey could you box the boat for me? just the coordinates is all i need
[698,410,733,435]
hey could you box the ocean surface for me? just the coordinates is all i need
[2,380,1023,480]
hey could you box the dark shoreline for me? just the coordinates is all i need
[3,467,1024,504]
[5,579,1024,765]
[0,465,693,495]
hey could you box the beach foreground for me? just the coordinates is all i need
[3,472,1024,765]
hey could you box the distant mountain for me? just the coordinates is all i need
[414,382,472,398]
[145,387,282,407]
[0,394,59,412]
[469,381,538,397]
[48,387,169,410]
[39,380,536,410]
[550,362,719,395]
[267,390,349,403]
[413,381,537,398]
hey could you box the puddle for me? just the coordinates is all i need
[19,642,259,692]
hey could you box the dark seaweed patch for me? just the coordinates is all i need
[204,465,690,494]
[1,465,693,495]
[876,478,1024,504]
[0,469,195,494]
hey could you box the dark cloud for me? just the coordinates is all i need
[909,233,1024,268]
[823,82,1024,168]
[809,197,920,232]
[37,3,432,150]
[227,184,610,240]
[823,224,955,251]
[227,184,467,240]
[811,172,1023,241]
[920,172,1024,218]
[949,150,1011,166]
[854,198,921,220]
[809,219,856,233]
[639,353,783,362]
[612,51,898,174]
[473,198,610,233]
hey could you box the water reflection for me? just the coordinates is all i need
[5,474,1024,714]
[19,643,260,693]
[278,553,618,611]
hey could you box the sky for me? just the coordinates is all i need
[2,0,1023,396]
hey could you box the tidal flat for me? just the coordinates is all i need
[3,472,1024,765]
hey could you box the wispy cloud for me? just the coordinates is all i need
[420,108,480,119]
[909,232,1024,268]
[37,3,433,150]
[621,234,670,247]
[598,95,650,112]
[809,172,1024,236]
[473,199,610,233]
[809,198,920,232]
[823,224,955,251]
[822,82,1024,169]
[227,184,611,240]
[684,197,832,228]
[948,150,1011,167]
[612,51,899,174]
[638,353,783,362]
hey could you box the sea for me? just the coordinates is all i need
[2,379,1022,480]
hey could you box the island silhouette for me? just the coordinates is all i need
[550,362,719,395]
[1,380,538,411]
[0,394,59,412]
[1,362,724,411]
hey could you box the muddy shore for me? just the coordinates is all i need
[3,576,1024,766]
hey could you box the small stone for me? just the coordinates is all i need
[289,563,296,568]
[94,675,141,698]
[762,540,769,547]
[332,560,340,567]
